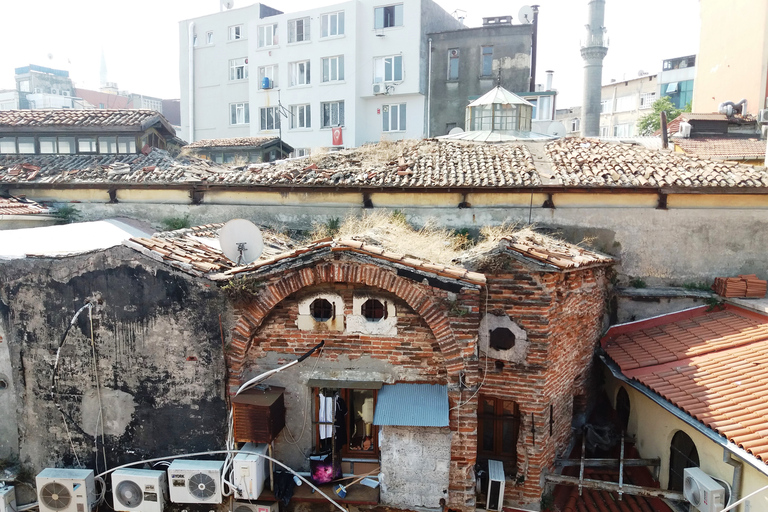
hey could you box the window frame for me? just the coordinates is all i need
[290,60,311,87]
[321,100,344,128]
[206,31,214,45]
[259,106,281,131]
[288,17,310,43]
[258,23,278,48]
[374,55,403,84]
[321,11,345,38]
[229,57,249,81]
[228,25,243,41]
[322,55,345,83]
[448,48,459,80]
[668,431,699,492]
[374,4,403,29]
[382,103,406,132]
[477,396,520,473]
[314,388,380,459]
[290,104,311,130]
[258,65,278,89]
[230,102,250,125]
[481,46,494,77]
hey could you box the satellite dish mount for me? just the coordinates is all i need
[219,219,264,266]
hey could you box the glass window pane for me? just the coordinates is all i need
[99,137,117,154]
[58,137,75,154]
[501,420,516,453]
[323,58,329,82]
[330,14,337,35]
[338,56,344,80]
[391,107,398,131]
[383,110,389,131]
[394,56,402,81]
[399,103,406,130]
[118,137,136,154]
[374,7,384,29]
[306,106,311,127]
[338,12,344,34]
[0,137,16,153]
[482,398,495,415]
[338,102,344,125]
[79,138,96,152]
[349,389,375,451]
[40,137,57,154]
[482,421,494,451]
[394,4,403,26]
[18,137,35,154]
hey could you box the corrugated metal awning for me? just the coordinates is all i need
[373,383,449,427]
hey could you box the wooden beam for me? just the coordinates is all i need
[544,474,686,501]
[555,458,661,468]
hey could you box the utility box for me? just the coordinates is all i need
[232,386,286,443]
[233,443,269,500]
[486,459,505,511]
[0,485,16,512]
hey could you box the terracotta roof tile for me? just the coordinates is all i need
[0,196,49,216]
[0,109,167,128]
[185,137,280,149]
[502,229,614,270]
[602,304,768,464]
[674,138,766,161]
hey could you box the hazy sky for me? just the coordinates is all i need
[0,0,699,108]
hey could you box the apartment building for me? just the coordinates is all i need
[599,74,658,137]
[179,0,463,152]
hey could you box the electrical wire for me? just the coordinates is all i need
[282,344,325,456]
[88,306,108,476]
[450,285,490,410]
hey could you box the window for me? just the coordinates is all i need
[322,56,344,82]
[230,58,249,81]
[0,137,15,153]
[289,17,310,43]
[316,388,378,457]
[570,118,580,132]
[613,123,631,137]
[230,102,250,125]
[616,387,630,432]
[58,137,75,154]
[448,49,459,80]
[481,46,493,76]
[193,35,198,47]
[19,80,29,92]
[669,431,699,492]
[117,137,136,153]
[260,106,280,131]
[489,327,515,351]
[600,99,611,114]
[310,298,333,321]
[478,396,520,472]
[17,137,34,154]
[229,25,243,41]
[382,103,406,132]
[321,11,344,37]
[374,4,403,28]
[78,137,97,152]
[258,65,277,89]
[290,61,310,86]
[374,55,403,83]
[40,137,57,154]
[258,23,278,47]
[206,31,213,44]
[599,125,609,137]
[291,148,310,158]
[615,95,636,112]
[321,101,344,127]
[99,136,118,154]
[290,104,311,129]
[361,299,386,321]
[639,92,656,109]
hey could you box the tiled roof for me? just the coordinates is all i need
[185,137,280,149]
[0,109,167,128]
[682,113,729,121]
[547,138,768,187]
[674,137,766,161]
[602,305,768,463]
[501,229,614,270]
[0,196,49,216]
[557,468,673,512]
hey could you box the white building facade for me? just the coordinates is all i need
[179,0,463,152]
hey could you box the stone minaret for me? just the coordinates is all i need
[580,0,608,137]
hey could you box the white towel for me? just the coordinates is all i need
[318,393,334,439]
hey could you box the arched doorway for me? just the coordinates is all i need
[616,387,630,432]
[669,430,699,491]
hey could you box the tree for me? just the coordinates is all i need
[636,96,691,136]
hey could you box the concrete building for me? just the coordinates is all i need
[659,54,695,110]
[599,74,658,137]
[14,65,80,110]
[694,0,768,115]
[179,0,463,151]
[426,17,533,136]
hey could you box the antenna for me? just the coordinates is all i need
[518,5,534,24]
[219,219,264,266]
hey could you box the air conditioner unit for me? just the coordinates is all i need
[111,468,168,512]
[683,467,725,512]
[0,484,16,512]
[167,460,224,504]
[486,460,505,511]
[758,108,768,123]
[232,443,268,500]
[372,83,385,95]
[232,502,279,512]
[36,468,96,512]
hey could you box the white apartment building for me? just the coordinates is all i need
[599,74,658,137]
[179,0,463,152]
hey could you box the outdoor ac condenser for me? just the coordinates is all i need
[36,468,96,512]
[232,443,269,500]
[0,484,16,512]
[232,502,278,512]
[486,460,505,511]
[683,467,725,512]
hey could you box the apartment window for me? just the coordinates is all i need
[292,148,310,157]
[289,17,310,43]
[321,101,344,127]
[0,138,16,153]
[290,104,311,129]
[316,388,378,457]
[382,103,406,132]
[230,102,250,125]
[17,137,35,154]
[39,137,57,154]
[260,106,281,131]
[477,396,520,472]
[258,23,278,48]
[599,125,609,137]
[206,31,214,44]
[229,25,243,41]
[58,137,75,154]
[639,92,656,109]
[613,123,631,137]
[374,55,403,83]
[230,58,249,81]
[600,99,611,114]
[570,118,580,132]
[258,65,277,89]
[99,136,118,154]
[481,46,493,76]
[615,96,636,112]
[118,137,137,154]
[78,137,97,152]
[290,61,311,86]
[374,4,403,28]
[321,11,345,37]
[448,49,459,80]
[322,56,344,82]
[193,35,198,47]
[19,80,29,92]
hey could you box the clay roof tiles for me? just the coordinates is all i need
[0,109,166,128]
[185,137,280,149]
[502,229,614,270]
[673,138,766,161]
[602,304,768,464]
[0,196,49,216]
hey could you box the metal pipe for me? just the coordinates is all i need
[188,21,195,142]
[529,5,540,93]
[723,448,743,509]
[427,38,432,138]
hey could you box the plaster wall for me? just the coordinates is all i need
[0,316,20,459]
[604,372,768,511]
[378,425,452,509]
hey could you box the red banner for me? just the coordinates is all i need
[332,127,343,146]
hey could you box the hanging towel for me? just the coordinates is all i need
[318,393,334,439]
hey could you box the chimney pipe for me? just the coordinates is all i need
[580,0,608,137]
[545,70,554,91]
[529,5,540,93]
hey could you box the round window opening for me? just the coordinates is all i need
[489,327,515,351]
[0,379,7,390]
[362,299,385,321]
[310,298,334,322]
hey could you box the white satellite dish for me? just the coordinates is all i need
[518,5,534,24]
[448,127,465,135]
[221,0,234,10]
[219,219,264,266]
[545,121,567,138]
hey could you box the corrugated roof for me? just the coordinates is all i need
[373,383,449,427]
[602,304,768,464]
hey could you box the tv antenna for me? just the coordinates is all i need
[518,5,534,24]
[219,219,264,266]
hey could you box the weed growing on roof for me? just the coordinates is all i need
[705,296,725,311]
[310,217,342,239]
[161,215,192,231]
[222,276,262,305]
[683,281,712,292]
[54,204,81,224]
[629,278,647,288]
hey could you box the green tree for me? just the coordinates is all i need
[636,96,691,136]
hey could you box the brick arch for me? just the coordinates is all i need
[226,260,464,390]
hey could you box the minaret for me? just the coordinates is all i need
[100,48,108,88]
[580,0,608,137]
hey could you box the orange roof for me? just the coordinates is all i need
[602,305,768,463]
[0,196,49,216]
[674,137,766,161]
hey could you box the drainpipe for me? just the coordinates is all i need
[529,5,540,92]
[427,38,432,138]
[188,21,195,142]
[723,449,743,508]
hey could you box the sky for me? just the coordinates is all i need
[0,0,700,108]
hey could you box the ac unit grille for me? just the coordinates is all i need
[684,476,701,505]
[115,480,144,508]
[40,483,71,510]
[188,473,216,500]
[235,506,253,512]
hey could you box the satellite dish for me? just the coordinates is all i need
[448,127,465,135]
[219,219,264,266]
[545,121,567,138]
[518,5,534,24]
[221,0,234,9]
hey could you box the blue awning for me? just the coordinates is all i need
[373,383,449,427]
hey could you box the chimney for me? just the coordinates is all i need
[545,70,554,91]
[580,0,608,137]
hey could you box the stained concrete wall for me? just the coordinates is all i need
[0,246,229,473]
[378,425,452,509]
